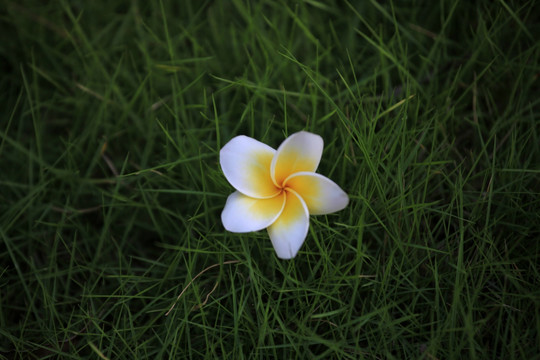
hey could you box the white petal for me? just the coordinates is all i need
[220,136,281,199]
[284,172,349,215]
[222,191,285,233]
[271,131,323,187]
[267,189,309,259]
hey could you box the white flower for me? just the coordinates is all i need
[220,131,349,259]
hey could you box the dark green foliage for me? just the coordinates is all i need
[1,0,539,358]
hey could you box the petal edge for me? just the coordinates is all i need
[220,135,280,198]
[222,191,286,233]
[271,131,323,187]
[267,189,310,259]
[284,172,349,215]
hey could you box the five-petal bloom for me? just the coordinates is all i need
[220,131,349,259]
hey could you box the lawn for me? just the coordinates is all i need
[1,0,539,358]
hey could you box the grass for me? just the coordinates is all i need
[1,0,539,358]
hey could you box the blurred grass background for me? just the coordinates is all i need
[1,0,539,358]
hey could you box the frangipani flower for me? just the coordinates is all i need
[220,131,349,259]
